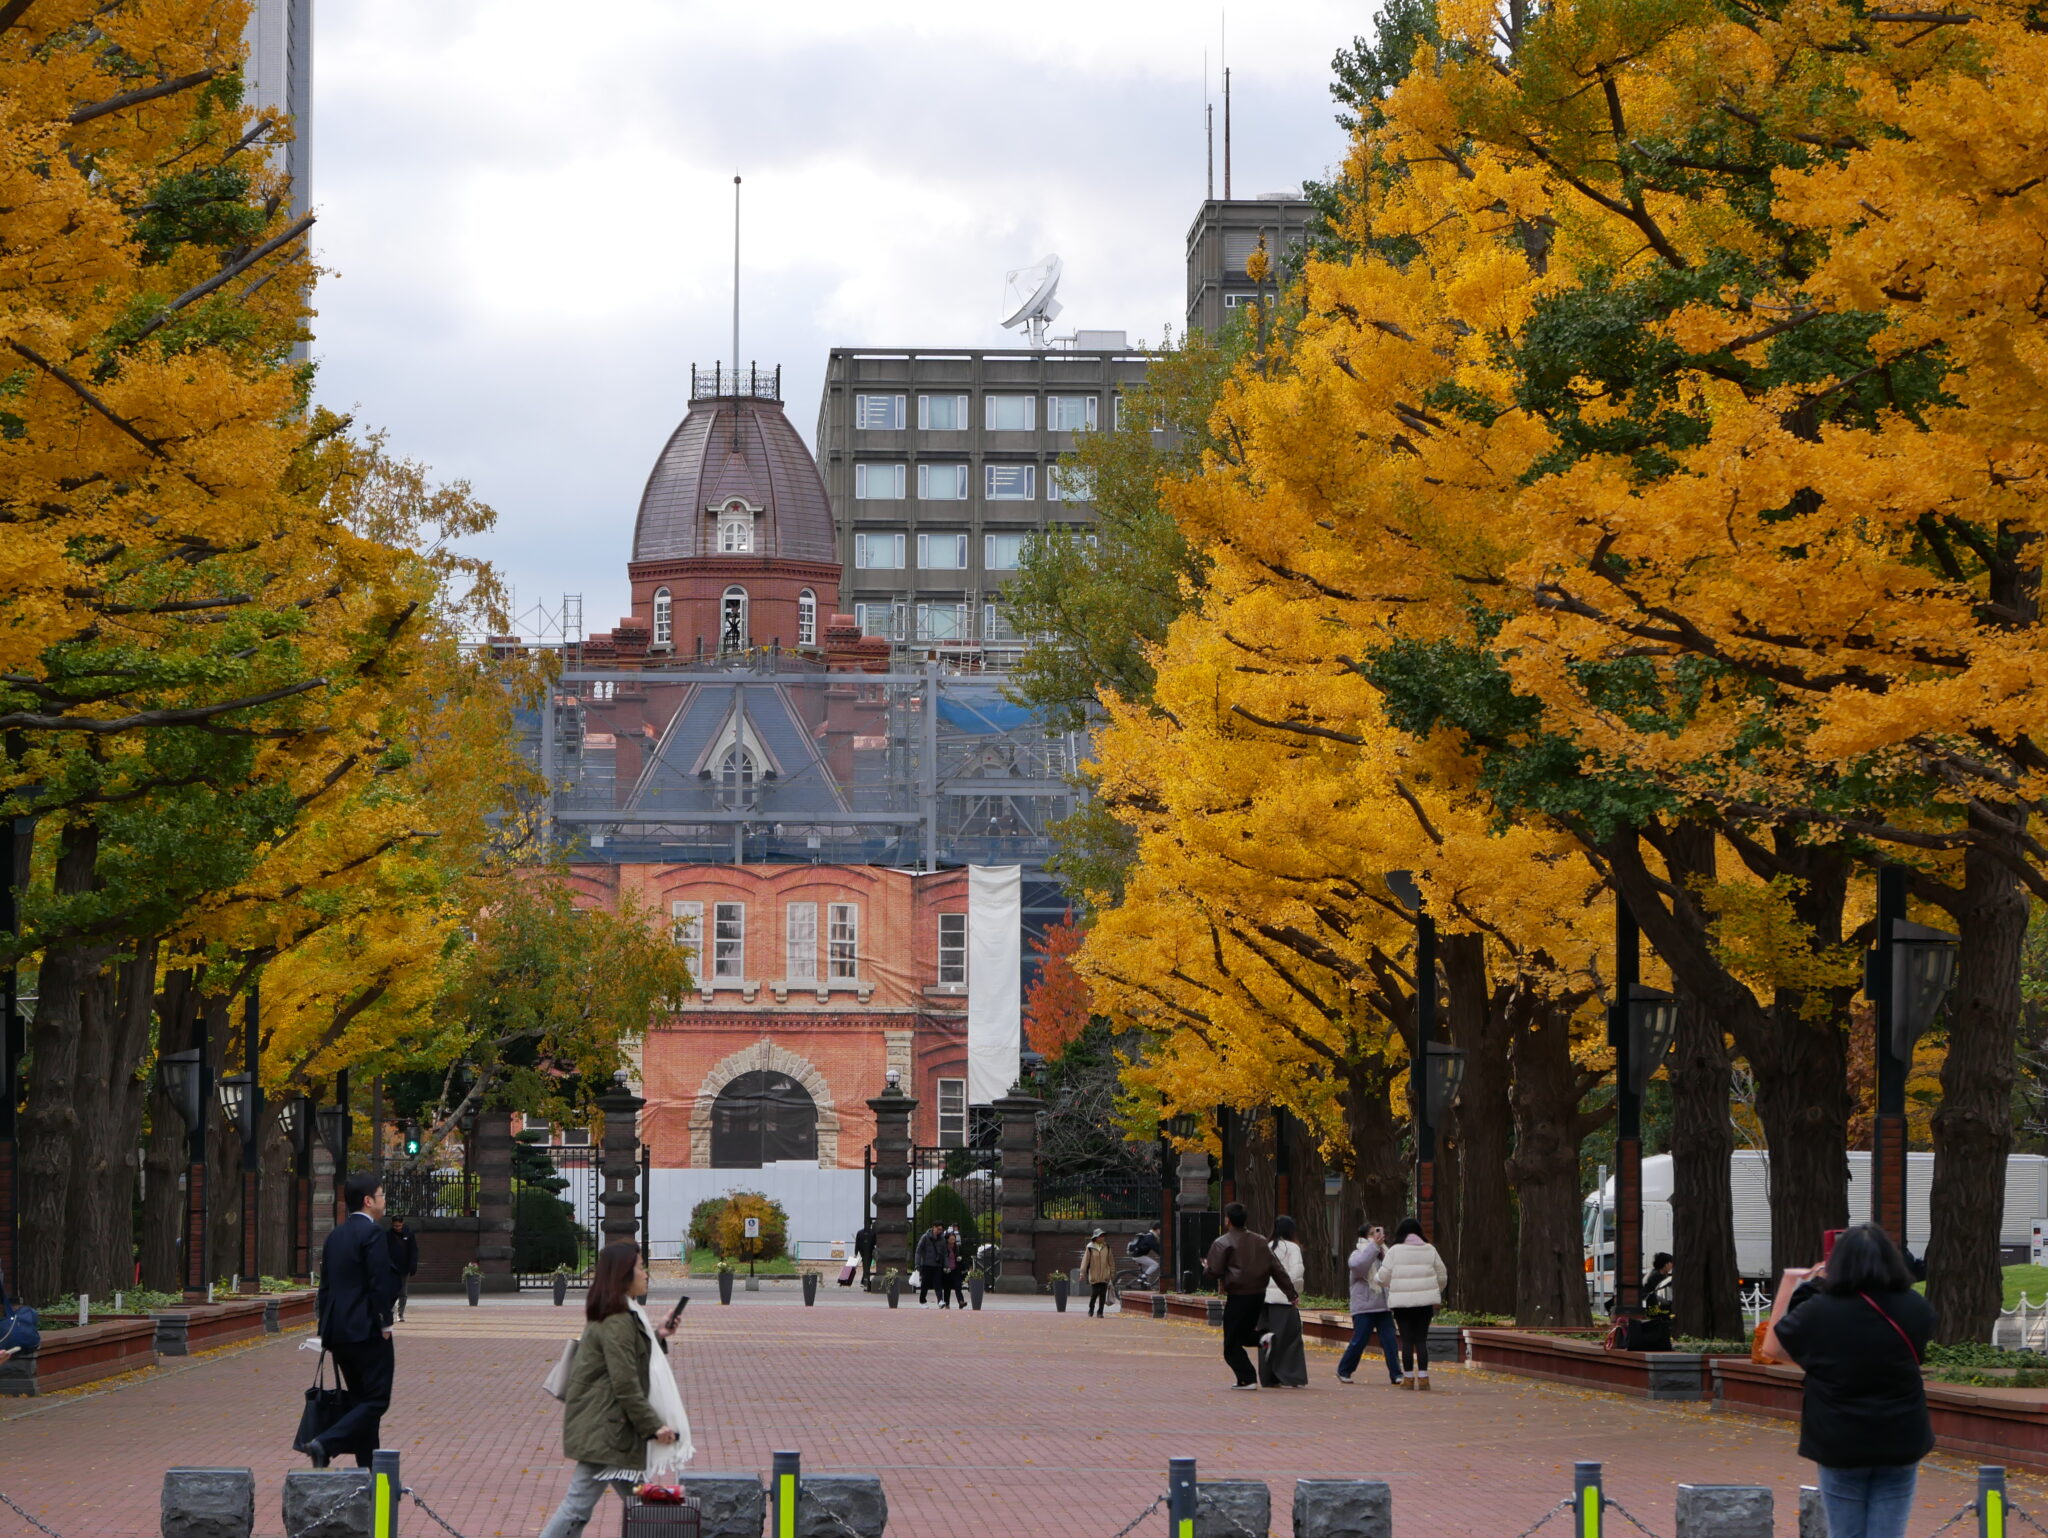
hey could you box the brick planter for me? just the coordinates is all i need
[151,1298,271,1357]
[1711,1359,2048,1474]
[0,1315,159,1396]
[1466,1327,1737,1401]
[271,1291,318,1332]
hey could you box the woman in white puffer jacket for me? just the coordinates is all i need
[1371,1216,1448,1390]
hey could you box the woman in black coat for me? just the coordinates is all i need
[1773,1223,1935,1538]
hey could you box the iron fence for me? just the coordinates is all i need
[1037,1172,1158,1221]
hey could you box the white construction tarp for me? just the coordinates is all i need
[967,864,1022,1106]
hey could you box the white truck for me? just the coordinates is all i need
[1583,1150,2048,1296]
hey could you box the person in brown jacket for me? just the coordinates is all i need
[1204,1202,1299,1389]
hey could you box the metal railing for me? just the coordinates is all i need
[1037,1173,1158,1221]
[690,363,780,401]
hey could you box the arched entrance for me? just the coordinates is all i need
[710,1069,818,1168]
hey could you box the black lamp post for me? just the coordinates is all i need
[278,1094,313,1281]
[1607,897,1679,1313]
[316,1073,352,1231]
[1160,1111,1199,1291]
[1866,865,1958,1244]
[157,1046,211,1295]
[0,797,31,1292]
[1386,870,1444,1238]
[217,1071,260,1290]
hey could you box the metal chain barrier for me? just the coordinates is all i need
[1601,1495,1670,1538]
[1505,1497,1576,1538]
[405,1485,478,1538]
[2013,1499,2048,1538]
[1921,1500,1982,1538]
[0,1491,67,1538]
[799,1487,874,1538]
[1100,1493,1167,1538]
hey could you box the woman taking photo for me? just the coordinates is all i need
[1773,1223,1935,1538]
[1258,1215,1309,1388]
[538,1242,693,1538]
[1372,1216,1447,1390]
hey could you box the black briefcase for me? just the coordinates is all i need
[294,1351,353,1454]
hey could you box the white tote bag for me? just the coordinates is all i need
[541,1338,577,1400]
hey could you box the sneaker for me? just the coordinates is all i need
[1336,1374,1354,1384]
[1230,1381,1260,1391]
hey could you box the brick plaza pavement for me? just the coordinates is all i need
[0,1288,2030,1537]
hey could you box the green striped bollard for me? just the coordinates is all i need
[1981,1466,2007,1538]
[371,1449,400,1538]
[772,1450,801,1538]
[1168,1458,1197,1538]
[1574,1462,1602,1538]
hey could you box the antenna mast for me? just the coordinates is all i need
[1205,49,1213,200]
[731,174,742,449]
[1223,67,1232,199]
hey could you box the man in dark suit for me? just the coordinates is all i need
[386,1215,419,1322]
[309,1172,401,1467]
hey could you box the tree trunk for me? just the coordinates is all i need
[1341,1048,1406,1239]
[259,1107,294,1279]
[66,946,157,1296]
[1236,1110,1276,1234]
[139,969,204,1292]
[16,821,107,1304]
[1286,1118,1339,1296]
[1509,989,1598,1327]
[1925,822,2026,1344]
[1443,933,1515,1314]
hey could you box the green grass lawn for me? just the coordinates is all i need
[2003,1263,2048,1308]
[686,1246,798,1276]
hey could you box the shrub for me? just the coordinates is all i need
[513,1188,581,1272]
[712,1192,789,1262]
[689,1196,731,1256]
[913,1183,978,1249]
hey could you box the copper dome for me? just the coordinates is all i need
[631,386,836,565]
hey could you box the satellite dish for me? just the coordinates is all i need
[1001,254,1064,349]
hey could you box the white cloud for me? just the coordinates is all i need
[309,0,1372,628]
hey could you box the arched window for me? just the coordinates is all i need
[652,587,672,646]
[710,1070,818,1168]
[797,588,817,647]
[718,745,756,808]
[721,586,748,652]
[719,503,753,553]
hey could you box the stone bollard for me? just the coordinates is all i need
[1152,1293,1168,1319]
[1799,1486,1828,1538]
[1293,1479,1392,1538]
[162,1468,255,1538]
[684,1475,765,1538]
[282,1471,373,1538]
[1197,1481,1270,1538]
[799,1476,886,1538]
[1206,1297,1225,1328]
[1676,1485,1771,1538]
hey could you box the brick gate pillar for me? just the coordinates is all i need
[992,1088,1043,1293]
[474,1109,515,1293]
[867,1080,917,1279]
[598,1071,645,1247]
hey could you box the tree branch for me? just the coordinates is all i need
[68,67,217,126]
[128,214,316,344]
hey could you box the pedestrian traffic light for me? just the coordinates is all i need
[403,1123,420,1157]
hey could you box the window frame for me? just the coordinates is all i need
[917,531,969,570]
[652,586,672,646]
[712,901,746,981]
[918,393,971,431]
[828,902,859,981]
[985,463,1035,501]
[936,1077,967,1148]
[915,603,966,641]
[984,394,1036,432]
[797,588,817,647]
[785,901,819,982]
[853,532,906,569]
[670,899,704,954]
[1047,394,1098,432]
[854,462,906,500]
[984,532,1029,571]
[937,912,967,987]
[916,462,969,501]
[854,393,906,431]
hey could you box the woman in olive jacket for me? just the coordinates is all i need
[538,1243,685,1538]
[1773,1223,1935,1538]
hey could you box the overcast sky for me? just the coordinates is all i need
[310,2,1376,637]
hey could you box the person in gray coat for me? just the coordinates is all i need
[1336,1222,1401,1385]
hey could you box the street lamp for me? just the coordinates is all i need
[1385,869,1444,1238]
[1624,986,1679,1095]
[216,1073,255,1139]
[883,1067,902,1094]
[1424,1042,1468,1125]
[279,1094,313,1281]
[1866,864,1960,1245]
[157,1050,205,1132]
[316,1103,351,1169]
[1889,920,1958,1060]
[157,1046,211,1294]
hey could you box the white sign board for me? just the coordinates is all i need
[744,1216,761,1239]
[2032,1220,2046,1266]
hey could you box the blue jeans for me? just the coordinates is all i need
[1336,1310,1401,1381]
[1818,1463,1918,1538]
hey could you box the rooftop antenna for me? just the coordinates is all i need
[1001,254,1064,350]
[1222,14,1231,200]
[1205,50,1213,200]
[731,173,742,449]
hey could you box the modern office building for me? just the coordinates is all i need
[813,342,1152,661]
[241,0,313,222]
[1185,195,1314,336]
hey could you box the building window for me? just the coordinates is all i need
[855,602,904,639]
[1223,230,1265,274]
[985,464,1034,500]
[916,603,966,641]
[719,513,753,552]
[919,394,969,431]
[652,587,672,646]
[917,463,969,500]
[785,902,818,982]
[713,902,745,980]
[1047,465,1094,502]
[718,746,756,809]
[936,1077,967,1148]
[985,395,1035,431]
[670,899,704,954]
[525,1118,552,1140]
[982,604,1021,642]
[828,902,858,980]
[1048,395,1098,432]
[855,393,905,431]
[720,586,748,651]
[560,1127,591,1147]
[1222,291,1261,310]
[797,589,817,646]
[938,912,967,986]
[984,533,1029,570]
[711,1070,818,1168]
[854,463,905,500]
[854,532,905,569]
[918,532,968,570]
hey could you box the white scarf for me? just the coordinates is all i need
[595,1302,694,1481]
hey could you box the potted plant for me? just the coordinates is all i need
[884,1269,901,1309]
[462,1263,482,1307]
[716,1260,736,1306]
[801,1270,819,1307]
[551,1265,570,1307]
[1049,1270,1070,1313]
[969,1270,986,1311]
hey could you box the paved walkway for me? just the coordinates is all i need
[0,1288,2030,1537]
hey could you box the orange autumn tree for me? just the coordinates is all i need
[1023,914,1094,1060]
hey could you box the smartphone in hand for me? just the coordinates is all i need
[664,1295,688,1331]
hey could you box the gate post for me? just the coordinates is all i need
[991,1086,1043,1293]
[474,1109,514,1293]
[598,1071,646,1247]
[867,1080,918,1279]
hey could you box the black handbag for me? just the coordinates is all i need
[294,1350,352,1454]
